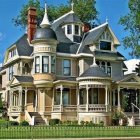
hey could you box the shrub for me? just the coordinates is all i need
[20,120,29,126]
[49,119,60,126]
[9,121,19,126]
[99,121,104,127]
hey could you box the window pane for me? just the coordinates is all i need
[67,25,72,34]
[42,56,49,73]
[35,56,40,73]
[64,60,70,67]
[63,59,71,76]
[75,25,79,35]
[64,68,70,75]
[100,41,111,50]
[107,67,111,76]
[51,56,55,73]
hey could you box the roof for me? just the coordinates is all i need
[54,26,72,43]
[78,23,108,54]
[79,64,109,78]
[52,11,82,30]
[14,75,33,83]
[57,42,79,54]
[33,27,57,41]
[56,76,76,81]
[9,34,33,56]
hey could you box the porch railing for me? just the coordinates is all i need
[48,104,110,113]
[88,104,106,112]
[9,106,24,112]
[131,103,140,119]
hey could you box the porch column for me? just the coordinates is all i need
[60,85,63,111]
[77,86,80,105]
[105,85,108,112]
[35,90,38,112]
[52,88,55,111]
[25,89,27,110]
[43,89,46,112]
[113,90,115,106]
[117,86,121,109]
[136,89,138,106]
[10,91,13,106]
[18,90,22,106]
[86,85,89,112]
[109,89,112,110]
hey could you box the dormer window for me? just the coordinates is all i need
[67,25,72,34]
[100,41,111,51]
[9,48,17,58]
[75,25,79,35]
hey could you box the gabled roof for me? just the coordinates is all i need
[52,11,82,30]
[77,22,120,54]
[115,73,140,84]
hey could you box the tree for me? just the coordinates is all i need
[12,0,98,29]
[134,62,140,76]
[119,0,140,58]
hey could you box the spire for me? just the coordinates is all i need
[71,1,74,12]
[40,3,51,28]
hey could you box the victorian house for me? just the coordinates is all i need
[0,3,140,125]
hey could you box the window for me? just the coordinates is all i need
[9,66,13,80]
[101,62,105,72]
[100,41,111,51]
[63,89,69,105]
[9,48,16,58]
[107,62,111,76]
[96,61,112,76]
[42,56,49,73]
[63,59,71,76]
[35,56,40,73]
[51,56,55,73]
[75,25,79,35]
[67,25,72,34]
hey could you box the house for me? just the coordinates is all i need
[0,3,140,125]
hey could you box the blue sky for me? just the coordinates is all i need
[0,0,130,63]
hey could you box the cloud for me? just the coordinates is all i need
[0,32,6,41]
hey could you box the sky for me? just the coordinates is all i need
[0,0,130,63]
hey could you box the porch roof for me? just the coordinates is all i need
[78,64,110,79]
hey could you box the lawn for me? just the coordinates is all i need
[0,126,140,139]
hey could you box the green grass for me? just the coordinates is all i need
[0,126,140,139]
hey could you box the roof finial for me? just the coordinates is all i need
[40,2,51,28]
[71,1,74,12]
[106,17,108,23]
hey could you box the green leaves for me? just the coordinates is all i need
[12,0,98,29]
[119,0,140,58]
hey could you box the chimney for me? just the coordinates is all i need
[82,23,91,33]
[27,7,37,43]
